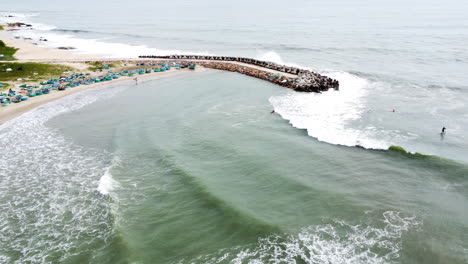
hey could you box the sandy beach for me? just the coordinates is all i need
[0,69,192,124]
[0,28,195,124]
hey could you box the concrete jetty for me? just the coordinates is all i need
[139,55,339,93]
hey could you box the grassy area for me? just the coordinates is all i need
[0,40,18,61]
[87,61,119,71]
[0,25,4,30]
[0,62,76,82]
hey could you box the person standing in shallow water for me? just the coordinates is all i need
[442,127,446,133]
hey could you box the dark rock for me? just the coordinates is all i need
[137,55,339,92]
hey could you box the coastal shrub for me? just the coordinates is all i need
[0,40,18,60]
[0,62,75,81]
[0,25,4,30]
[87,61,119,71]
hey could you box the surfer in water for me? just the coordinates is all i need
[440,126,446,140]
[270,110,275,114]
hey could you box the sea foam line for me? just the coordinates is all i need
[183,211,420,264]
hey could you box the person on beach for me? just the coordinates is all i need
[134,77,138,85]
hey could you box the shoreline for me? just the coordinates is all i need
[0,26,198,124]
[0,68,195,125]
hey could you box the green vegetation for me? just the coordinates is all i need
[0,40,18,61]
[87,61,119,71]
[0,25,4,30]
[0,62,75,82]
[388,145,436,159]
[388,145,406,153]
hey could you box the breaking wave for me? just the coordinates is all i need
[0,83,126,263]
[261,50,415,150]
[270,70,394,149]
[97,167,120,196]
[183,211,420,264]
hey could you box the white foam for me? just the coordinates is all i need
[3,17,210,58]
[270,70,391,149]
[0,82,130,262]
[97,168,120,195]
[185,211,420,264]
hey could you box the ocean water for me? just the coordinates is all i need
[1,0,468,263]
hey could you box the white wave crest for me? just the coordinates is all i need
[97,168,120,195]
[270,71,392,149]
[185,211,420,264]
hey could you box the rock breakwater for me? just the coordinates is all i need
[139,55,339,92]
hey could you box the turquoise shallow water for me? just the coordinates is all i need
[1,0,468,263]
